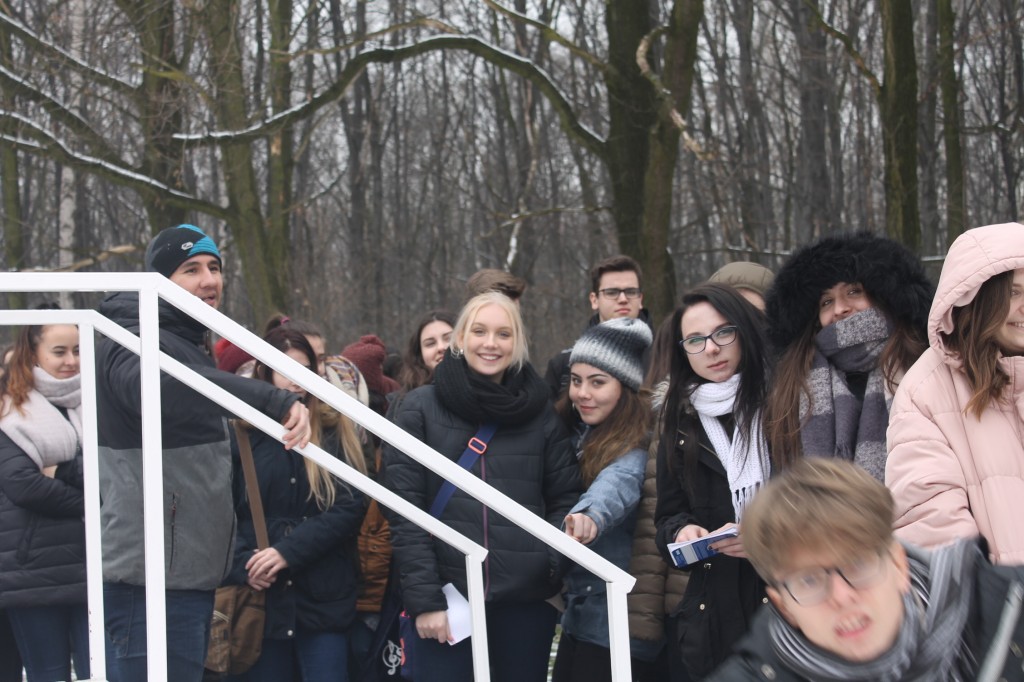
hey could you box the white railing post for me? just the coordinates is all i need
[606,580,632,681]
[464,555,491,681]
[77,321,107,681]
[139,285,169,682]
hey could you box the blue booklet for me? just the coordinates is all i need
[667,526,739,567]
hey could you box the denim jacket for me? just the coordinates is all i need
[562,446,660,658]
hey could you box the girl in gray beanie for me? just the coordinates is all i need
[552,317,660,681]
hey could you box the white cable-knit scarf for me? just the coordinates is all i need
[690,373,770,522]
[0,367,82,470]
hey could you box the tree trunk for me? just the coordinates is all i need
[790,0,833,243]
[118,0,188,231]
[638,0,703,322]
[880,0,920,249]
[937,0,966,239]
[0,6,25,309]
[200,0,287,320]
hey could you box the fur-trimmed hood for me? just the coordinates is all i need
[765,232,933,352]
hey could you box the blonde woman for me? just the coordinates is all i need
[383,292,582,682]
[227,327,367,681]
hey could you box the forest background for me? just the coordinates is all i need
[1,0,1022,363]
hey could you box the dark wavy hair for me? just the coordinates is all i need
[398,309,456,392]
[660,284,770,490]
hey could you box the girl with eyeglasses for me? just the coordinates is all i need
[653,283,772,681]
[763,233,932,481]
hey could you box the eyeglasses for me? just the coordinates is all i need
[774,550,889,606]
[678,326,738,354]
[598,287,642,300]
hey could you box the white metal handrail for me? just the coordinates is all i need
[0,272,637,682]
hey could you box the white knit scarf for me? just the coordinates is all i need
[690,373,770,522]
[0,367,83,470]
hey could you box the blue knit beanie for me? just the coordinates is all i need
[145,224,222,277]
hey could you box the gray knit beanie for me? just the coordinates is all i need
[569,317,652,391]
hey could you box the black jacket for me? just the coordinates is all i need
[382,384,581,617]
[0,429,86,608]
[654,407,766,680]
[227,426,366,637]
[544,309,654,399]
[96,292,300,590]
[707,541,1024,681]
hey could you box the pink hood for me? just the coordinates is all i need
[929,222,1024,358]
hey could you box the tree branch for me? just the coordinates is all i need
[0,112,231,221]
[0,10,136,95]
[174,35,607,160]
[0,64,120,162]
[803,0,881,96]
[481,0,608,74]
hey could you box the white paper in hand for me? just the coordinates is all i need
[442,583,472,644]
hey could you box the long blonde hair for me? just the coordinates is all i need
[254,327,366,510]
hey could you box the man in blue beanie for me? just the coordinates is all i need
[96,225,311,682]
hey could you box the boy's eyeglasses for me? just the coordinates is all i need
[774,550,889,606]
[597,287,642,300]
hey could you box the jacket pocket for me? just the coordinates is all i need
[675,570,715,679]
[15,515,39,565]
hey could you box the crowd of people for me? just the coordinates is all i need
[2,221,1024,681]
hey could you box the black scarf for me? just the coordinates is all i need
[432,350,549,426]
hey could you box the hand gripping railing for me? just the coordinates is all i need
[0,272,637,682]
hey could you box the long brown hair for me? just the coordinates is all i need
[765,305,928,470]
[557,387,651,487]
[941,270,1013,418]
[254,327,367,510]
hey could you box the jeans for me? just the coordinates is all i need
[103,582,215,682]
[236,631,349,682]
[7,603,90,682]
[414,601,557,682]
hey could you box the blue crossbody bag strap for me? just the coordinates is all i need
[428,423,498,519]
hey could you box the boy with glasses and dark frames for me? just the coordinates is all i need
[544,255,654,399]
[708,457,1024,681]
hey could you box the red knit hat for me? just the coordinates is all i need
[341,335,401,397]
[215,338,254,374]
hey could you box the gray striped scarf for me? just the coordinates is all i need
[799,307,891,481]
[768,539,978,681]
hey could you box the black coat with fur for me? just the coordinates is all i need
[764,232,933,352]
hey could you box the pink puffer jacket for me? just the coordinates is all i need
[886,222,1024,564]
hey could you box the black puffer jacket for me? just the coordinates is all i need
[227,426,366,637]
[654,408,766,680]
[0,430,85,608]
[382,379,581,617]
